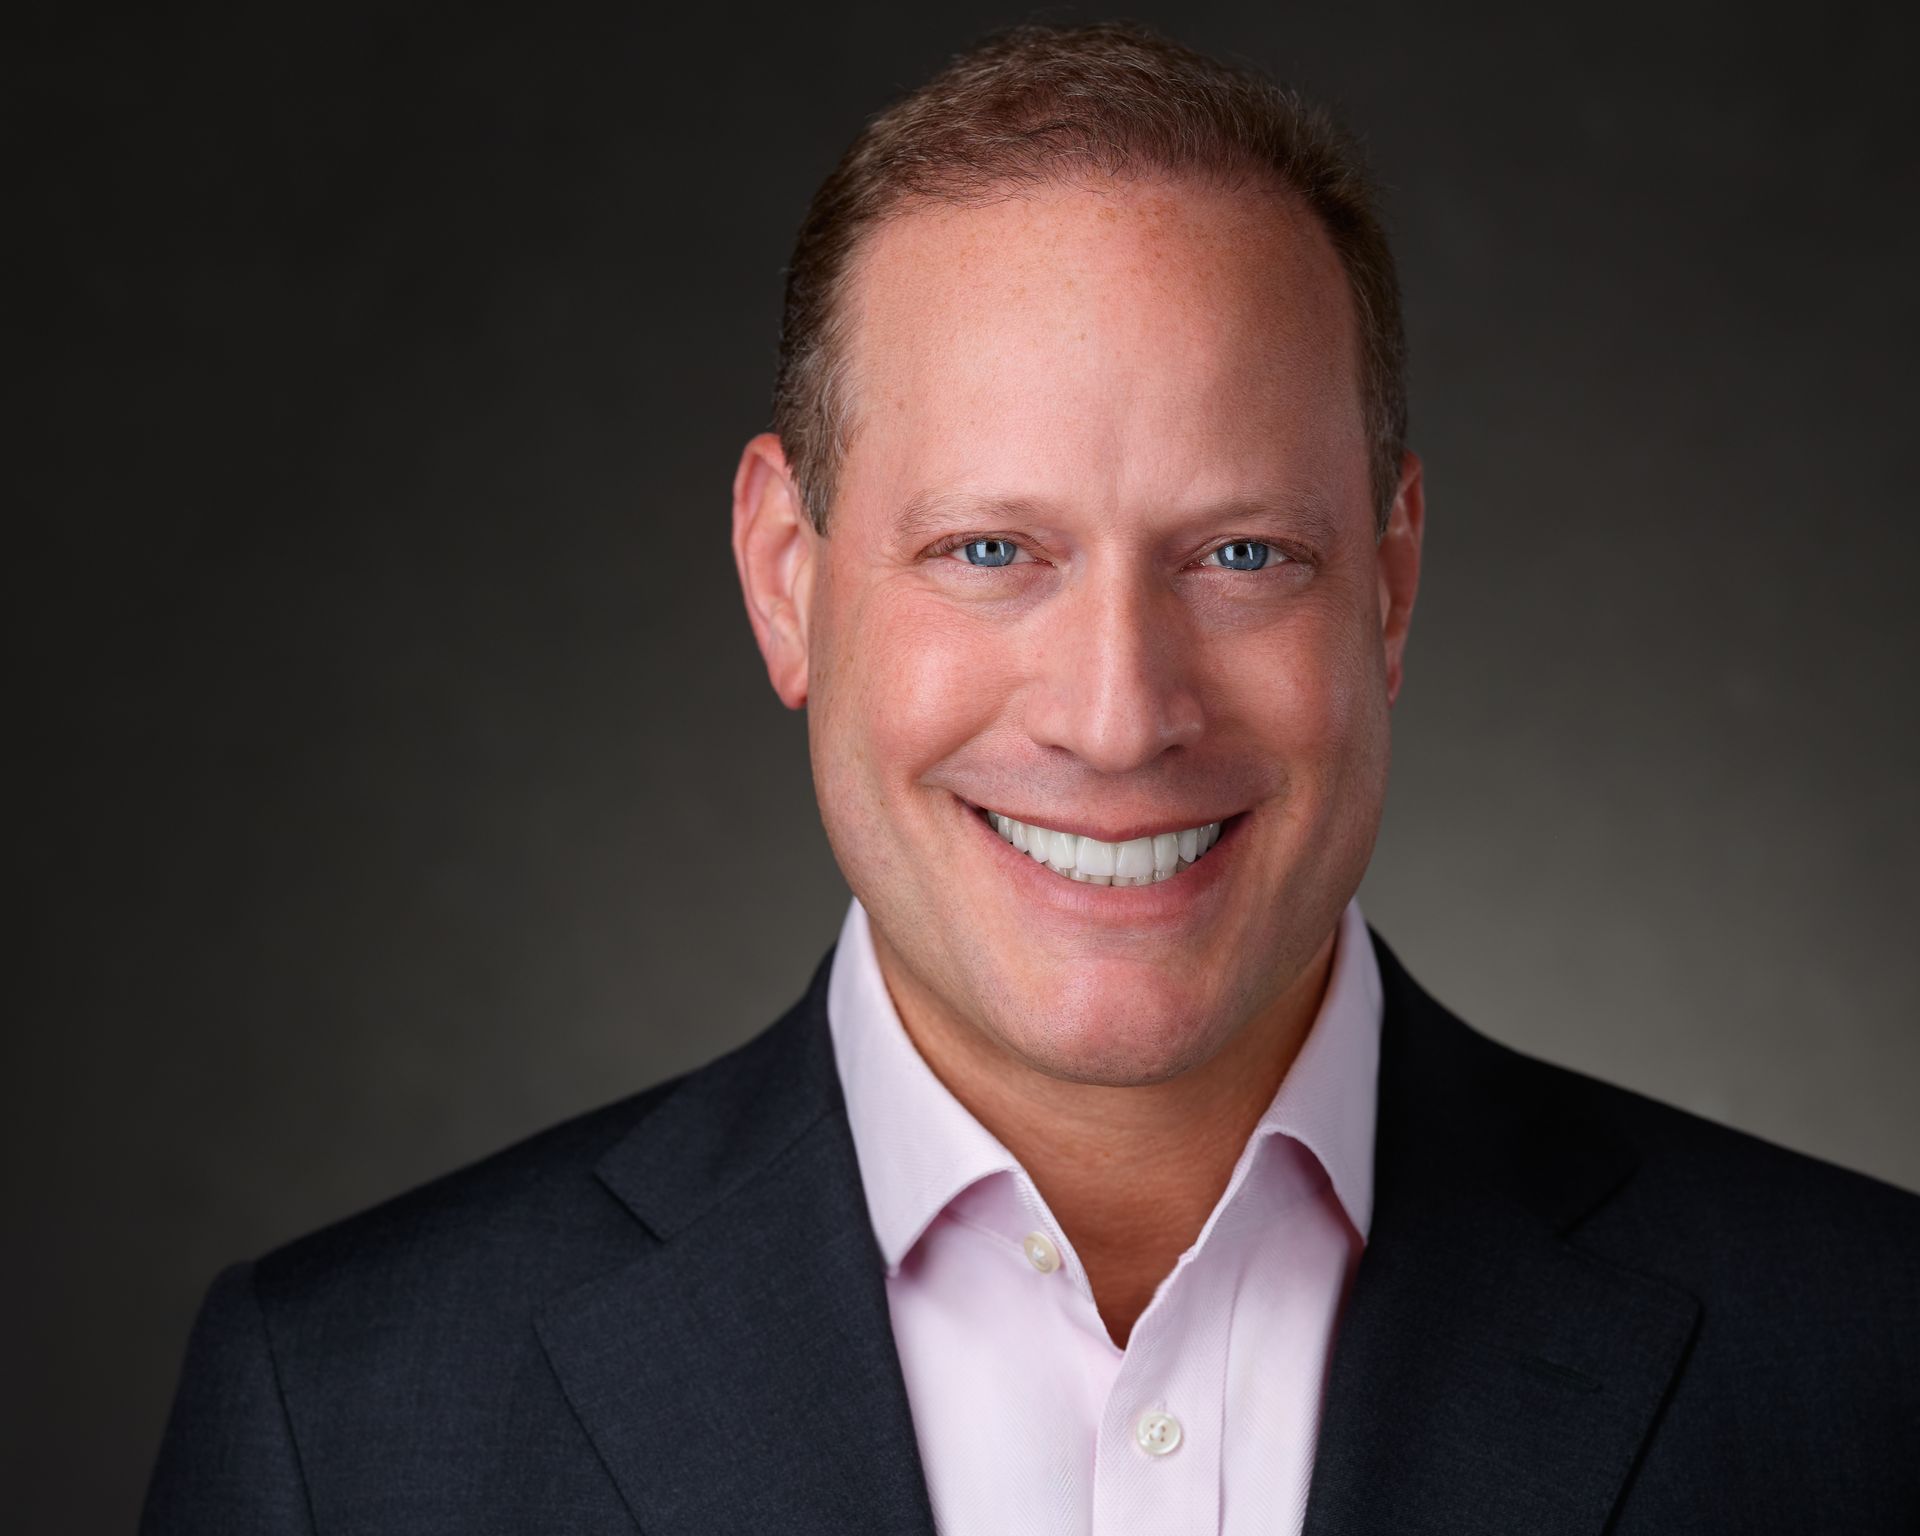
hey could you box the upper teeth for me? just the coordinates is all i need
[983,809,1223,887]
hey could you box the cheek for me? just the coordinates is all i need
[1228,602,1387,782]
[823,586,1015,784]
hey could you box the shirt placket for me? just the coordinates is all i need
[1089,1234,1231,1535]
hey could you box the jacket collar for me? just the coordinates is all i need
[1301,929,1699,1535]
[536,948,938,1536]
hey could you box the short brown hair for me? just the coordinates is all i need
[771,20,1407,536]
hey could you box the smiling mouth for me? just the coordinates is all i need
[975,805,1227,887]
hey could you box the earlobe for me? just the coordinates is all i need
[1378,450,1424,706]
[730,432,817,710]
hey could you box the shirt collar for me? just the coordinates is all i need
[826,894,1382,1275]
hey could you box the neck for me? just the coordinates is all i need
[870,927,1337,1348]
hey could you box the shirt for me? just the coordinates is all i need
[825,894,1383,1536]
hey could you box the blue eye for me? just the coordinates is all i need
[956,538,1021,567]
[1211,540,1271,571]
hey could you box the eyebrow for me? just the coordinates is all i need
[889,490,1056,548]
[888,485,1348,551]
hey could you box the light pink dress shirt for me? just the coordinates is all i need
[826,895,1383,1536]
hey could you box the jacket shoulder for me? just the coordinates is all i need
[1410,979,1920,1523]
[1433,992,1920,1346]
[252,1076,676,1330]
[1492,1025,1919,1248]
[1373,929,1919,1250]
[153,950,843,1530]
[247,947,841,1335]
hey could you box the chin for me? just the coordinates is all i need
[990,971,1236,1087]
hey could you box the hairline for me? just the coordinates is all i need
[808,167,1382,542]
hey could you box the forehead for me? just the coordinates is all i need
[834,176,1368,527]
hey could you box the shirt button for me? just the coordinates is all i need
[1135,1410,1183,1457]
[1021,1231,1061,1273]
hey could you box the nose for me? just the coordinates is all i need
[1022,559,1206,774]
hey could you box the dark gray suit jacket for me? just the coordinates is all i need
[143,931,1920,1533]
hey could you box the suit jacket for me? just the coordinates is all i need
[143,931,1920,1534]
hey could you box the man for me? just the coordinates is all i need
[144,21,1917,1535]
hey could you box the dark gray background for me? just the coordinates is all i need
[12,2,1918,1529]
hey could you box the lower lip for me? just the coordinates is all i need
[957,795,1243,925]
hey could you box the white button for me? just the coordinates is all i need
[1022,1231,1061,1273]
[1135,1410,1183,1457]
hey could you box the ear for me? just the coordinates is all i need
[731,432,818,710]
[1377,449,1424,706]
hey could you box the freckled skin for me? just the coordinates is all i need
[732,176,1423,1340]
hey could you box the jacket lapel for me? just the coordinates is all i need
[535,951,938,1536]
[1303,932,1700,1535]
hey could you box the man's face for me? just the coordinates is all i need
[738,177,1421,1087]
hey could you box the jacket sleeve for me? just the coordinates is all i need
[141,1261,317,1535]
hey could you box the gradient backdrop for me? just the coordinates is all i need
[14,2,1919,1530]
